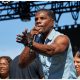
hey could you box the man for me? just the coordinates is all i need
[74,49,80,78]
[17,9,77,79]
[0,56,12,79]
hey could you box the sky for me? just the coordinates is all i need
[0,6,80,59]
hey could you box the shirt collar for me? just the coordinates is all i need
[46,29,55,41]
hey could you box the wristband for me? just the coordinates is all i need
[28,37,33,48]
[28,37,34,54]
[29,48,33,53]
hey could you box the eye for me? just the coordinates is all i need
[35,18,38,21]
[40,17,46,20]
[77,61,80,63]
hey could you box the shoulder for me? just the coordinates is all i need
[55,35,69,40]
[53,35,70,48]
[53,29,69,40]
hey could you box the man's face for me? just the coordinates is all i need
[0,58,9,76]
[35,11,54,34]
[74,56,80,76]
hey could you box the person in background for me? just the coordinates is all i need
[74,48,80,78]
[0,56,12,79]
[9,55,44,79]
[16,9,77,79]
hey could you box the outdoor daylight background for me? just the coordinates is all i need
[0,1,80,59]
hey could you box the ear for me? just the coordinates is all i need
[52,19,54,25]
[50,19,54,27]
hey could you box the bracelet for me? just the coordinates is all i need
[29,48,33,53]
[28,38,33,54]
[27,37,33,48]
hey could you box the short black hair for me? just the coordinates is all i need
[36,9,55,20]
[0,56,12,64]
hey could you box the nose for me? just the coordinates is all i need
[74,62,78,67]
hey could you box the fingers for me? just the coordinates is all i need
[16,35,23,42]
[22,28,28,36]
[16,28,29,46]
[30,26,42,35]
[17,34,22,37]
[32,26,41,31]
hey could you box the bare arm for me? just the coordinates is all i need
[32,35,69,56]
[19,46,36,68]
[17,26,42,68]
[18,27,69,67]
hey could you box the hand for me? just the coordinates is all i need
[16,29,28,46]
[30,26,43,36]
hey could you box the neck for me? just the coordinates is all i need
[41,28,53,43]
[42,28,53,39]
